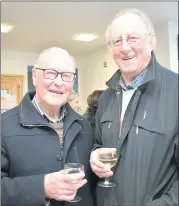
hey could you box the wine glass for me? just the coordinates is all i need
[97,148,118,187]
[64,163,84,202]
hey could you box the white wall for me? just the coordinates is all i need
[78,47,107,111]
[1,51,39,95]
[154,21,170,68]
[78,46,119,111]
[168,21,178,73]
[154,21,178,73]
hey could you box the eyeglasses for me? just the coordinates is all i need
[36,68,76,82]
[109,33,150,48]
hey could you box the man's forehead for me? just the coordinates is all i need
[35,47,75,71]
[36,58,74,71]
[110,13,148,37]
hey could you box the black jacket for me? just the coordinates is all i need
[1,92,96,206]
[94,54,178,206]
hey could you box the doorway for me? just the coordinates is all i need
[1,75,24,106]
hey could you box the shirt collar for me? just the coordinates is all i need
[119,69,148,91]
[32,97,67,123]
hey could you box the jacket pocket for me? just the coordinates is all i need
[100,120,118,148]
[131,120,170,164]
[133,120,169,136]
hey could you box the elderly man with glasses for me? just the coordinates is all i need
[1,47,96,206]
[90,8,178,206]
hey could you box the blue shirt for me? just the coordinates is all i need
[119,69,147,90]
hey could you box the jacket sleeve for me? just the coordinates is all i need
[93,101,103,150]
[1,137,47,206]
[145,134,178,206]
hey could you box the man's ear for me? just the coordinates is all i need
[32,69,37,87]
[150,33,156,51]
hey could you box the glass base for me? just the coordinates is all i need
[70,195,81,202]
[98,181,116,188]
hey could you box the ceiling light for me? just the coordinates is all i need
[1,23,14,33]
[73,34,98,42]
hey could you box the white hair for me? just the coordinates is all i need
[34,47,76,72]
[105,8,155,43]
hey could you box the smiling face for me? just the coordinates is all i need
[109,13,156,76]
[32,48,75,108]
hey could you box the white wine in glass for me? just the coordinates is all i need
[98,148,118,187]
[64,163,84,202]
[99,157,118,169]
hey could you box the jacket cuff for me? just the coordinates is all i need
[28,174,47,205]
[92,145,102,152]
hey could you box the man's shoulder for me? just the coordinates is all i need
[1,106,20,138]
[75,114,92,133]
[98,88,115,106]
[97,88,115,114]
[154,63,178,99]
[100,88,114,100]
[2,106,19,122]
[156,63,178,83]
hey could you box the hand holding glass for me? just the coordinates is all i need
[98,148,118,187]
[64,163,84,202]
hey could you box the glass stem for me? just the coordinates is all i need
[104,177,110,185]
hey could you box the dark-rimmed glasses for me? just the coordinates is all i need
[36,68,76,82]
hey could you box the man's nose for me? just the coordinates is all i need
[53,73,64,85]
[120,39,131,51]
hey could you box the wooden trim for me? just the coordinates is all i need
[1,74,24,104]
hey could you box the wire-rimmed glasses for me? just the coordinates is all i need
[108,33,151,48]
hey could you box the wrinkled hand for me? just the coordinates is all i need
[90,149,113,178]
[44,170,87,202]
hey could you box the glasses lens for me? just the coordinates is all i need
[62,73,75,82]
[44,70,57,80]
[113,39,122,47]
[127,36,140,44]
[111,33,144,47]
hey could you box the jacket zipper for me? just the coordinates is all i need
[115,88,122,138]
[116,89,140,153]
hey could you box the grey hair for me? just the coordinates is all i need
[105,8,155,43]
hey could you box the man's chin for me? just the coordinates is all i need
[120,66,138,74]
[47,101,66,108]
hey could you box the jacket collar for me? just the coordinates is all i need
[20,92,84,163]
[19,92,81,127]
[106,51,157,91]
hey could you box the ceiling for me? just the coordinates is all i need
[1,1,178,56]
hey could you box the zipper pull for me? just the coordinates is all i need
[73,143,79,163]
[143,110,146,120]
[136,126,139,135]
[108,122,112,128]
